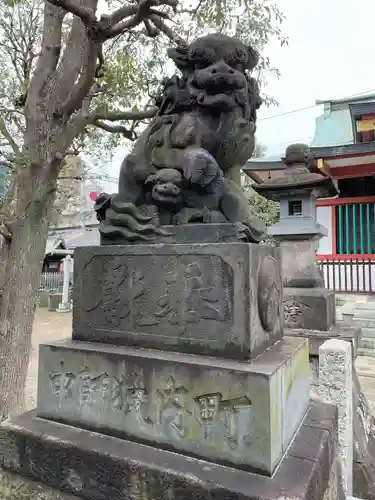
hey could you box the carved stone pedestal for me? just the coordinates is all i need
[37,336,309,475]
[0,224,342,499]
[72,241,283,360]
[284,287,336,331]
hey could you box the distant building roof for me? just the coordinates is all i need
[244,92,375,181]
[311,107,354,148]
[49,225,100,249]
[315,91,375,106]
[45,237,67,255]
[63,227,100,248]
[312,92,375,148]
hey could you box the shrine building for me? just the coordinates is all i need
[244,92,375,295]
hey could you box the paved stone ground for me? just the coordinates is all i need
[26,308,375,414]
[26,308,72,410]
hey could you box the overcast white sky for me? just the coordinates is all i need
[104,0,375,181]
[257,0,375,156]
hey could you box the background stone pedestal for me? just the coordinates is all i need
[284,287,336,331]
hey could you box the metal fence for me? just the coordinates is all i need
[39,272,64,291]
[318,258,375,294]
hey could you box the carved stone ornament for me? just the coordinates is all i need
[95,33,265,243]
[257,255,282,332]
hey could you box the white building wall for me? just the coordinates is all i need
[317,206,333,255]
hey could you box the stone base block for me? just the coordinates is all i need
[37,337,309,475]
[0,402,343,500]
[283,287,336,331]
[73,242,283,360]
[285,325,361,357]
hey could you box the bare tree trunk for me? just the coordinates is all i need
[0,0,178,422]
[0,166,56,420]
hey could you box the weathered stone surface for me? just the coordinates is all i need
[73,243,283,360]
[319,339,353,496]
[280,238,325,288]
[323,459,345,500]
[101,222,247,245]
[95,34,266,244]
[352,367,375,500]
[283,287,336,331]
[268,196,328,239]
[285,325,361,356]
[0,401,340,500]
[0,469,79,499]
[37,337,309,475]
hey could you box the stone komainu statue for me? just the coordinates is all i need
[96,33,266,242]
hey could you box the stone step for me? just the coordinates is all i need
[361,327,375,338]
[354,310,375,321]
[360,337,375,350]
[358,347,375,357]
[341,303,355,316]
[352,319,375,330]
[355,302,375,311]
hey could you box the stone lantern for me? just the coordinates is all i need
[253,143,338,331]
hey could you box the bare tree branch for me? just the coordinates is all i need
[149,14,185,44]
[89,107,158,122]
[0,120,20,157]
[93,120,134,139]
[26,1,65,110]
[47,0,95,27]
[103,5,138,28]
[58,40,100,116]
[100,0,179,40]
[52,0,97,109]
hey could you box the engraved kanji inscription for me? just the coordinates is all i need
[195,392,222,440]
[219,396,253,449]
[156,375,191,440]
[194,393,253,448]
[154,262,226,328]
[81,254,232,343]
[49,361,76,406]
[196,393,221,422]
[184,262,225,322]
[77,366,109,405]
[154,271,182,326]
[86,257,159,327]
[110,372,153,425]
[46,362,255,457]
[284,299,309,325]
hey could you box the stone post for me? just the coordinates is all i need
[253,143,338,332]
[318,339,353,496]
[58,255,72,313]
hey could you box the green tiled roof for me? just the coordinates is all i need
[312,92,375,148]
[311,108,354,147]
[244,92,375,171]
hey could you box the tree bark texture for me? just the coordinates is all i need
[0,0,178,421]
[0,163,56,420]
[0,0,89,421]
